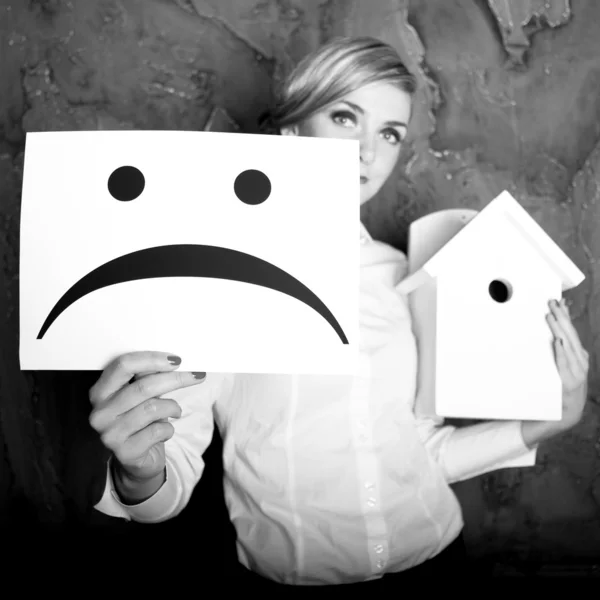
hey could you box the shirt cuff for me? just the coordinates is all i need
[93,456,182,523]
[445,420,538,482]
[485,420,538,469]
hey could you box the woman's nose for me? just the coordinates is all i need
[360,137,376,165]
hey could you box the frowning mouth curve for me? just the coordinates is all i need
[36,244,349,344]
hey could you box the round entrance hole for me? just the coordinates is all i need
[488,279,512,303]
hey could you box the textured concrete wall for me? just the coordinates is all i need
[1,0,599,574]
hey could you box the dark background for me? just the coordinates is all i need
[1,0,599,578]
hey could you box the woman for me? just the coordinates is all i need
[89,37,589,589]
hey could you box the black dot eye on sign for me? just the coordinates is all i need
[234,169,271,205]
[108,166,145,201]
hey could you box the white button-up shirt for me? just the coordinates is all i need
[94,223,536,585]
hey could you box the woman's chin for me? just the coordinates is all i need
[360,191,375,205]
[359,181,380,205]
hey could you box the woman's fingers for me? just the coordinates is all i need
[547,299,588,371]
[90,351,184,408]
[97,397,182,454]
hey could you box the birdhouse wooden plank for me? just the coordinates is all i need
[399,191,585,421]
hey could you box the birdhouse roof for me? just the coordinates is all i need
[420,191,585,290]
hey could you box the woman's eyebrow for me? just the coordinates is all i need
[340,100,407,130]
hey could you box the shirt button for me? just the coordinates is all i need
[364,481,375,491]
[367,497,377,507]
[376,559,385,570]
[374,544,384,554]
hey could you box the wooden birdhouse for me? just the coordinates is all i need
[398,190,585,422]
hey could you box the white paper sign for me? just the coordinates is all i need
[19,130,360,374]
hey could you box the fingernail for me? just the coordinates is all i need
[192,372,206,380]
[168,355,182,366]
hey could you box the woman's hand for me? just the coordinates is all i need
[89,351,206,486]
[521,298,590,450]
[546,298,590,430]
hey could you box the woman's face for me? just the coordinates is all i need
[282,81,412,205]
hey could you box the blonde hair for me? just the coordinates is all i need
[259,36,416,134]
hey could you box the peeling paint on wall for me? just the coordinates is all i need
[487,0,572,65]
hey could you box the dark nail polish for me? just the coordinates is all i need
[192,372,206,380]
[168,355,182,366]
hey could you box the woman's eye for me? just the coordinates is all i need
[382,129,402,145]
[331,111,356,127]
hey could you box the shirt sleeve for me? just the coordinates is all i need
[93,372,233,523]
[415,414,537,484]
